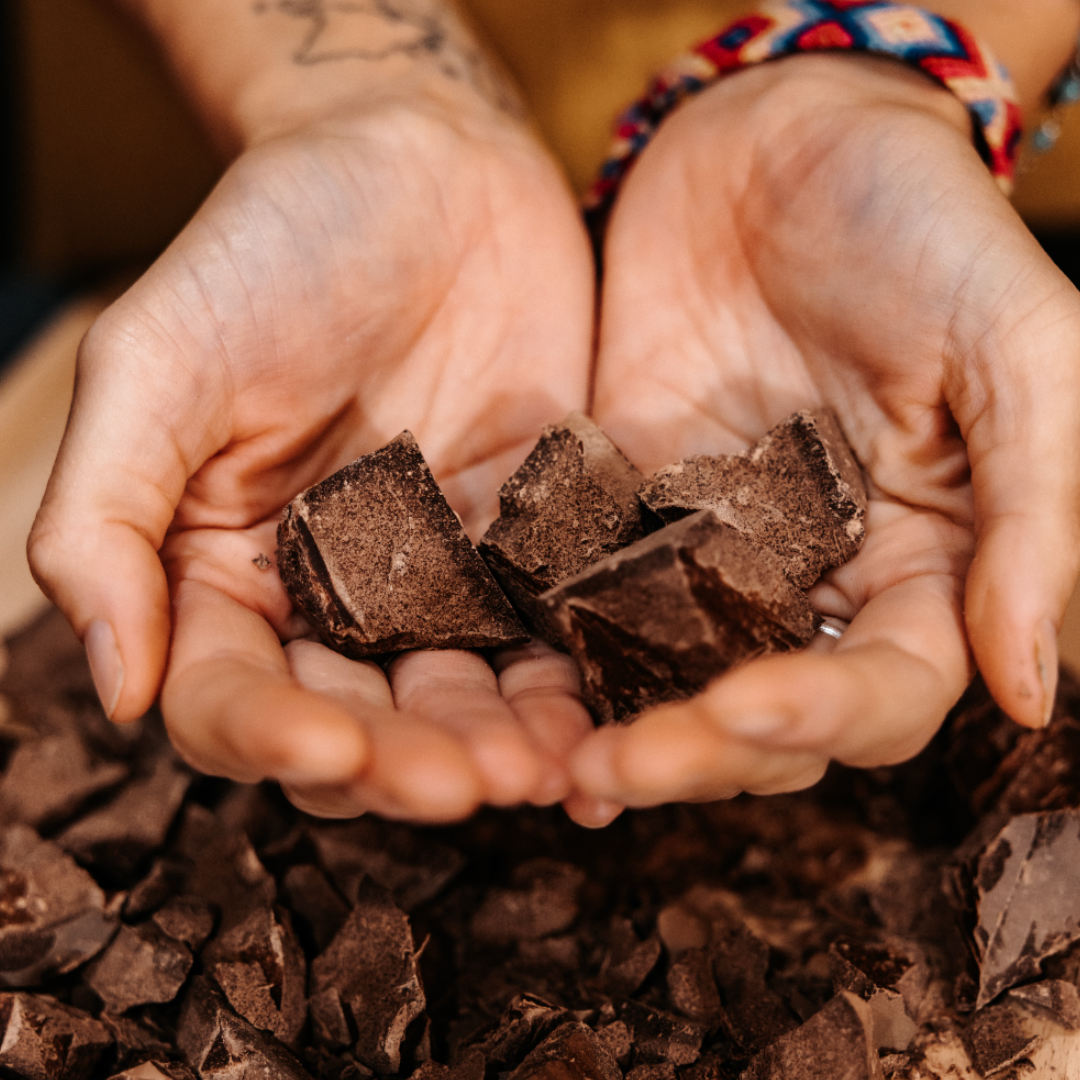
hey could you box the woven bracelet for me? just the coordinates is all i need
[585,0,1024,235]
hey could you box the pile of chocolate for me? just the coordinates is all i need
[278,411,866,721]
[5,608,1080,1079]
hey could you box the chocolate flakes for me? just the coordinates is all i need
[9,612,1080,1077]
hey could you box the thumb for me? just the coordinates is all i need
[961,308,1080,729]
[27,313,222,723]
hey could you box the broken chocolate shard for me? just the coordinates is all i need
[0,824,118,986]
[0,992,113,1080]
[84,921,193,1013]
[479,412,645,635]
[541,511,814,722]
[505,1021,622,1080]
[277,431,527,658]
[464,994,567,1072]
[600,916,662,998]
[1007,978,1080,1029]
[639,409,867,588]
[740,992,883,1080]
[470,858,585,945]
[308,878,425,1073]
[972,810,1080,1008]
[962,1000,1040,1078]
[621,1000,705,1067]
[177,977,313,1080]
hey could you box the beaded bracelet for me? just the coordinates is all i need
[585,0,1023,234]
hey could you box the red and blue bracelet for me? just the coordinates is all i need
[585,0,1024,231]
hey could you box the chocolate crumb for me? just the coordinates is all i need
[252,554,271,570]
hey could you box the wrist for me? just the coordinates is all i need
[119,0,525,155]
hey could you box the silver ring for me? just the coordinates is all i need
[816,616,849,641]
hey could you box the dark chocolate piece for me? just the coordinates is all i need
[667,948,724,1027]
[741,992,882,1080]
[106,1064,199,1080]
[150,897,215,952]
[306,817,465,912]
[0,824,118,985]
[600,916,662,998]
[281,864,350,953]
[621,1000,704,1067]
[464,994,567,1072]
[277,431,527,658]
[962,1001,1040,1078]
[0,993,112,1080]
[204,905,307,1049]
[308,879,425,1073]
[57,755,191,874]
[639,409,867,588]
[84,922,193,1013]
[1008,979,1080,1029]
[0,730,128,829]
[541,511,814,722]
[972,810,1080,1008]
[176,977,313,1080]
[470,858,585,944]
[828,937,926,1052]
[505,1022,622,1080]
[479,412,645,635]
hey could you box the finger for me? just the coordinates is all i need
[163,579,371,786]
[561,794,625,829]
[493,640,595,805]
[389,649,557,806]
[285,640,484,822]
[27,311,223,723]
[959,312,1080,728]
[571,712,829,806]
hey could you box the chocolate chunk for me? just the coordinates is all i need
[962,1001,1039,1078]
[505,1022,622,1080]
[741,992,882,1080]
[621,1001,704,1067]
[600,916,662,998]
[596,1021,632,1068]
[464,994,567,1071]
[85,922,193,1012]
[479,413,645,635]
[177,977,313,1080]
[542,511,814,721]
[306,817,465,912]
[0,992,112,1080]
[281,864,350,953]
[667,948,724,1027]
[277,431,527,657]
[123,858,188,921]
[829,938,927,1051]
[626,1066,676,1080]
[413,1052,486,1080]
[972,810,1080,1008]
[204,905,307,1049]
[0,730,128,829]
[106,1064,199,1080]
[639,409,867,588]
[470,858,585,945]
[308,879,425,1073]
[57,755,191,874]
[151,897,215,952]
[0,824,118,985]
[1007,979,1080,1029]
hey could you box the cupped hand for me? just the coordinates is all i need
[29,91,599,820]
[573,54,1080,807]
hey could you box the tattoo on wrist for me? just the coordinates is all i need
[253,0,523,115]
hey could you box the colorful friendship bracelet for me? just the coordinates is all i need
[585,0,1024,233]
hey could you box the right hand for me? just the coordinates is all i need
[29,87,599,822]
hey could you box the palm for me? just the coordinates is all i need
[40,104,598,818]
[578,58,1080,804]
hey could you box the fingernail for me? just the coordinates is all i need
[85,620,124,720]
[1035,617,1059,728]
[722,712,789,739]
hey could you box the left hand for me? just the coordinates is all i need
[569,53,1080,808]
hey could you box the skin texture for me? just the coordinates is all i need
[27,0,1080,824]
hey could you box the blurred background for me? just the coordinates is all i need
[3,0,1080,654]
